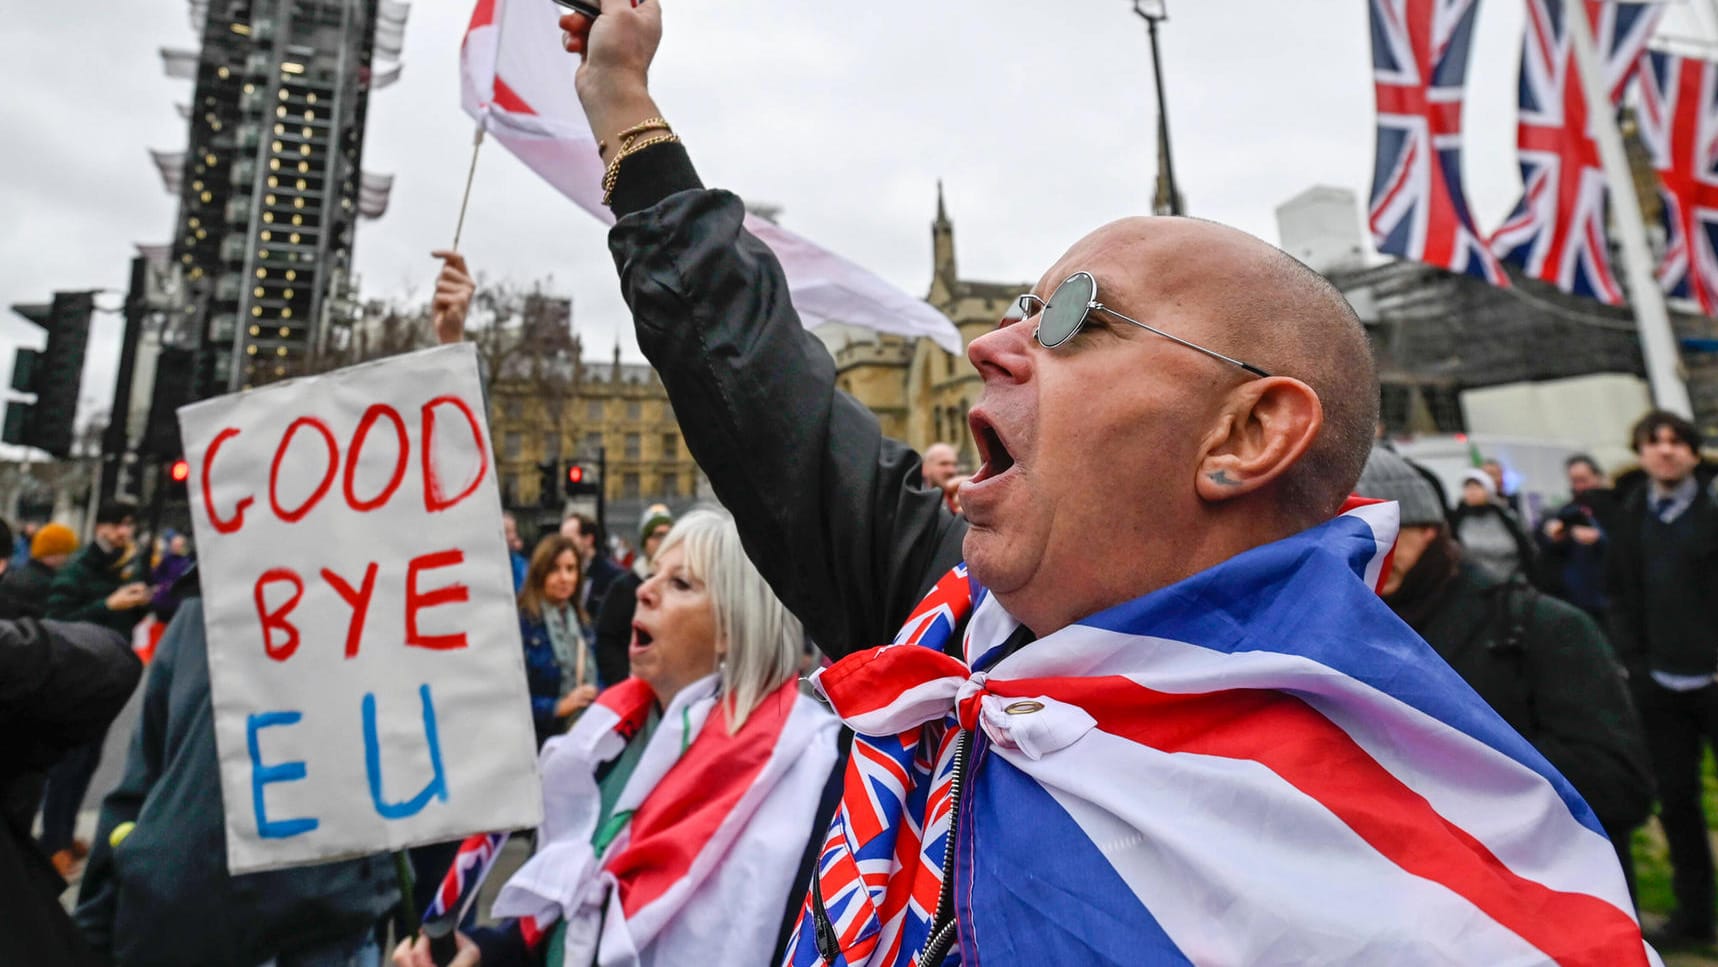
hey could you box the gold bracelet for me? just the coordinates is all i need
[598,117,671,159]
[604,132,678,187]
[601,133,681,206]
[602,133,680,204]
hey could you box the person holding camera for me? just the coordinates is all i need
[1537,455,1620,624]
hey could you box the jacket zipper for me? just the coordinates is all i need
[808,727,972,966]
[917,728,972,966]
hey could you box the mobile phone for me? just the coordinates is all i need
[552,0,603,16]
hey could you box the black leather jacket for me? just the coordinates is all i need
[608,145,967,658]
[0,618,139,967]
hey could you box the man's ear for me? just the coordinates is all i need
[1193,377,1323,504]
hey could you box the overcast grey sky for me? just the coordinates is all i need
[5,0,1715,426]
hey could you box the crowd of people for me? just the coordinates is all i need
[1366,412,1718,945]
[12,1,1718,964]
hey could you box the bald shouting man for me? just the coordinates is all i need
[549,3,1653,964]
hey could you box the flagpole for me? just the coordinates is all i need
[451,121,487,251]
[1564,0,1694,417]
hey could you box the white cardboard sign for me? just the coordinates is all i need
[179,344,542,874]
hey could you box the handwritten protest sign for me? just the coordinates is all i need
[179,343,542,874]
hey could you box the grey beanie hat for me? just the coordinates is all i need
[1355,447,1446,527]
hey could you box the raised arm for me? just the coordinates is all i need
[560,2,965,656]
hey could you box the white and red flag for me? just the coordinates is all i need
[459,0,963,353]
[492,675,839,964]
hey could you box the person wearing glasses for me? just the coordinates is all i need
[553,3,1649,963]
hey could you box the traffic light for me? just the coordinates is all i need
[537,461,559,508]
[7,292,94,458]
[564,462,599,498]
[164,457,191,501]
[142,347,196,458]
[1,341,32,446]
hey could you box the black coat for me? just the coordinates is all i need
[1534,490,1619,614]
[1603,483,1718,678]
[0,559,57,620]
[0,618,139,967]
[593,569,643,687]
[73,599,398,966]
[609,150,966,658]
[1408,565,1653,835]
[583,554,627,619]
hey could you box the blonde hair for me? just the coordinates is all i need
[657,508,802,732]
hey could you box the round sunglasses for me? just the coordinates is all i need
[1014,272,1271,378]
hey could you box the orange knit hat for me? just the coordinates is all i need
[30,523,78,560]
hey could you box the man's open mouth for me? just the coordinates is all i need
[969,414,1015,483]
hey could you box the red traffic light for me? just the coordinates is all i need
[169,459,191,483]
[567,465,584,484]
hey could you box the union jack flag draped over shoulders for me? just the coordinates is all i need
[1368,0,1506,284]
[1636,49,1718,315]
[1490,0,1664,305]
[785,503,1656,966]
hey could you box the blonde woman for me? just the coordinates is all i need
[397,509,839,967]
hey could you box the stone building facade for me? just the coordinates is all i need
[830,188,1028,472]
[485,299,699,532]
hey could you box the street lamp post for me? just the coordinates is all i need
[1132,0,1182,216]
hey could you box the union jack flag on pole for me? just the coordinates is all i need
[1636,50,1718,316]
[423,832,510,931]
[1489,0,1663,305]
[1368,0,1507,285]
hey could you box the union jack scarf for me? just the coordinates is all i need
[783,501,1652,965]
